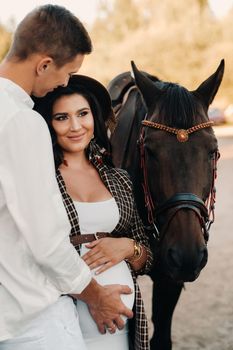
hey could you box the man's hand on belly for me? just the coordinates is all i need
[71,279,133,334]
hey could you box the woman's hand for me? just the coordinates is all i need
[82,237,134,274]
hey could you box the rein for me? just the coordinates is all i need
[138,119,219,243]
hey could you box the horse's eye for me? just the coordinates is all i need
[209,150,217,160]
[146,146,158,159]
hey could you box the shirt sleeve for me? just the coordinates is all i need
[0,109,91,294]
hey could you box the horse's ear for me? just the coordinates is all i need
[131,61,162,108]
[193,59,225,108]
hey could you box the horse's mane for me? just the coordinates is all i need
[155,82,199,129]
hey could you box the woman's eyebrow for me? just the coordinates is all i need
[52,107,90,117]
[75,107,91,114]
[52,112,68,117]
[77,107,90,112]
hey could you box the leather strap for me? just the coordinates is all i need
[70,232,111,247]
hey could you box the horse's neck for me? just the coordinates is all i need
[110,90,148,222]
[110,88,145,168]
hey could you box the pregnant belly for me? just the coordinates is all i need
[92,260,135,310]
[80,245,135,309]
[76,248,135,338]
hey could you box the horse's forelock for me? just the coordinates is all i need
[154,83,199,129]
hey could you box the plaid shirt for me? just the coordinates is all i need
[56,141,153,350]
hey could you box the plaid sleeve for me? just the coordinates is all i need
[129,194,154,275]
[117,169,154,275]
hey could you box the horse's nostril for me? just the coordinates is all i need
[199,246,208,268]
[167,248,181,269]
[167,246,208,271]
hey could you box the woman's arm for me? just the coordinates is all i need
[127,200,154,275]
[125,239,149,272]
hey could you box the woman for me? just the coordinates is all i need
[34,75,153,350]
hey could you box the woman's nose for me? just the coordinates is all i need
[70,117,81,131]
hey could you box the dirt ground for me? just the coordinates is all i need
[138,129,233,350]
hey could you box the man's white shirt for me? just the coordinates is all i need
[0,78,91,341]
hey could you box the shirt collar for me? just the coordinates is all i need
[0,77,34,109]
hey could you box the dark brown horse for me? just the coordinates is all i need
[108,60,224,349]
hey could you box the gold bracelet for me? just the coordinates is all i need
[126,240,143,263]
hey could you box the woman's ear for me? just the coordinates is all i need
[36,57,54,76]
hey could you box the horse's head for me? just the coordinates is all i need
[132,60,224,282]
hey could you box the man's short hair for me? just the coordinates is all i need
[7,4,92,66]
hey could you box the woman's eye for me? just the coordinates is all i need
[53,114,67,121]
[79,110,89,118]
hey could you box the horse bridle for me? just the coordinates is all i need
[138,119,220,243]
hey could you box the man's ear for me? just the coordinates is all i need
[36,57,54,76]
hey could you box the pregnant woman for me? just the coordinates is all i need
[33,75,153,350]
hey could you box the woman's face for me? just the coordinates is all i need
[51,93,94,155]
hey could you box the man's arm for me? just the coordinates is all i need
[0,110,91,293]
[0,110,133,330]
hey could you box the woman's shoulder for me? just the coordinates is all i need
[90,141,133,189]
[110,166,130,178]
[107,166,133,190]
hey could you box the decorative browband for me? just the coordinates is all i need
[141,120,214,142]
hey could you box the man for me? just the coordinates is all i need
[0,4,132,349]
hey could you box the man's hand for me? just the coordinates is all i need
[71,279,133,334]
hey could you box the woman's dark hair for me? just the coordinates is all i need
[34,84,112,169]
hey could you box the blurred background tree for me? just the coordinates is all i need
[0,22,11,62]
[80,0,232,106]
[0,0,231,105]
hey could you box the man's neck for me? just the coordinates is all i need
[0,59,34,95]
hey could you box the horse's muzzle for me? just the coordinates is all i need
[164,244,208,282]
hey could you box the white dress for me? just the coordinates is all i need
[74,198,135,350]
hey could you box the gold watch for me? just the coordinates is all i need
[126,240,142,262]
